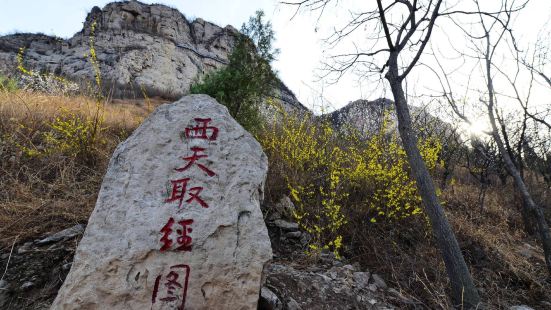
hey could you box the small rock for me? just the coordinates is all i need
[17,242,33,254]
[353,272,370,289]
[368,283,378,292]
[332,260,344,267]
[371,273,387,290]
[259,287,283,310]
[267,211,282,221]
[320,252,336,264]
[343,264,355,272]
[0,280,8,289]
[273,219,299,231]
[20,282,34,290]
[285,231,302,239]
[35,224,85,245]
[287,297,301,310]
[518,248,533,259]
[509,306,535,310]
[275,196,296,218]
[62,263,72,271]
[299,232,311,246]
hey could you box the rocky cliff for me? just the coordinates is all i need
[0,0,304,110]
[0,0,447,135]
[325,98,452,139]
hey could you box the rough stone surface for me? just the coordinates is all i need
[35,224,85,245]
[371,274,387,290]
[0,235,77,310]
[50,95,272,309]
[259,287,283,310]
[272,219,299,231]
[264,262,395,310]
[353,272,370,289]
[0,1,304,112]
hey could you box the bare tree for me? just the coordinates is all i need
[523,29,551,88]
[283,0,481,307]
[465,138,498,211]
[434,0,551,275]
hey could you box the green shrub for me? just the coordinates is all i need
[0,75,18,92]
[190,11,278,133]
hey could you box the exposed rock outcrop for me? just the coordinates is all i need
[324,98,453,139]
[0,1,304,111]
[325,99,393,136]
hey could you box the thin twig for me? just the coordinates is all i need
[0,236,18,285]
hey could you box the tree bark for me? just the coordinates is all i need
[386,55,481,308]
[488,109,551,275]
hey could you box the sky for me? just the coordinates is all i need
[0,0,550,119]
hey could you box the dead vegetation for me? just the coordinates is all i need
[349,179,551,309]
[0,89,550,309]
[0,90,164,246]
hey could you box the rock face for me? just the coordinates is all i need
[0,1,230,98]
[325,99,394,136]
[263,262,396,309]
[324,98,452,139]
[0,1,304,111]
[51,95,272,309]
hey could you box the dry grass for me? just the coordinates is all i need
[345,174,551,309]
[0,90,163,246]
[444,181,550,308]
[1,89,549,308]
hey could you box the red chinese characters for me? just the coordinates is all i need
[159,217,194,252]
[165,178,209,209]
[184,118,218,140]
[176,147,216,177]
[154,117,220,309]
[152,264,190,310]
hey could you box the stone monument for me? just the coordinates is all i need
[51,95,272,309]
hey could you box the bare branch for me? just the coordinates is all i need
[377,0,396,51]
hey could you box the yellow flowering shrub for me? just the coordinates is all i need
[346,120,442,223]
[86,20,102,97]
[43,109,104,158]
[260,111,348,257]
[259,107,442,258]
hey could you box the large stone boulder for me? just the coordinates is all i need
[51,95,272,309]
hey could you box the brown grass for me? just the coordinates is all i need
[0,90,163,246]
[344,172,551,309]
[1,90,549,308]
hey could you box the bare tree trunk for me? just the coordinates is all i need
[488,110,551,275]
[478,184,487,212]
[386,55,481,308]
[520,195,536,236]
[484,47,551,274]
